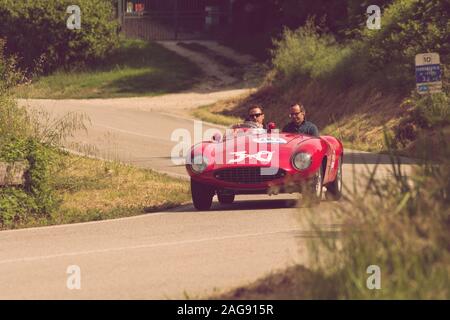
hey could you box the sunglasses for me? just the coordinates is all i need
[249,113,263,118]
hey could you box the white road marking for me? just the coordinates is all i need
[95,123,172,142]
[0,228,301,265]
[0,203,187,235]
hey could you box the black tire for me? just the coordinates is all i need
[326,156,343,201]
[217,192,235,204]
[303,165,324,206]
[191,179,214,211]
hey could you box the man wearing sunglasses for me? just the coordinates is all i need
[245,105,266,128]
[282,103,319,137]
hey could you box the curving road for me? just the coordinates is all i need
[1,96,414,299]
[0,43,415,299]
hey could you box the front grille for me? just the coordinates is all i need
[214,167,286,184]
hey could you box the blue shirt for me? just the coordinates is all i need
[282,120,319,137]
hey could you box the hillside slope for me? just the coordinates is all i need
[202,0,449,156]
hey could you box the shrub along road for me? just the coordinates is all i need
[0,43,416,299]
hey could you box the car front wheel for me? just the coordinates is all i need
[191,179,214,211]
[326,156,343,201]
[303,165,323,206]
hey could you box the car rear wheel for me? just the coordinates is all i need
[191,179,214,210]
[326,156,343,201]
[303,165,323,206]
[217,192,235,204]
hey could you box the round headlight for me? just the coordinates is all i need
[190,155,209,174]
[293,152,312,170]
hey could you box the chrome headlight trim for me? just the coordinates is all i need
[292,152,312,170]
[190,155,209,174]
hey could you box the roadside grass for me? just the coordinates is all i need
[192,104,242,127]
[321,115,397,153]
[195,84,449,162]
[201,80,450,156]
[193,83,404,153]
[191,91,257,127]
[14,39,202,99]
[7,152,190,230]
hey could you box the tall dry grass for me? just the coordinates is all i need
[306,133,450,299]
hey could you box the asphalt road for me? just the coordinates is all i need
[0,98,414,299]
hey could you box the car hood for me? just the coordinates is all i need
[201,132,317,169]
[221,132,315,148]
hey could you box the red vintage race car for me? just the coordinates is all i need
[185,123,344,210]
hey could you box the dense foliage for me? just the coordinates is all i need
[0,0,119,74]
[363,0,450,88]
[224,0,396,59]
[273,0,449,91]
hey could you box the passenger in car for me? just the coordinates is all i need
[282,103,319,137]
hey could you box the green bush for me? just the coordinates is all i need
[0,0,119,74]
[0,138,60,228]
[0,137,29,162]
[0,188,37,228]
[272,21,354,82]
[24,139,60,215]
[271,20,375,89]
[0,141,60,229]
[1,44,61,228]
[0,93,30,143]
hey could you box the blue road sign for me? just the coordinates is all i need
[415,64,442,83]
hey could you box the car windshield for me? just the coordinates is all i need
[223,123,267,139]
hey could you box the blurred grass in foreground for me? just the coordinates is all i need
[215,131,449,300]
[306,131,450,299]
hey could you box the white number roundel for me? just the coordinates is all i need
[228,151,273,164]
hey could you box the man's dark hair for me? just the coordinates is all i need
[248,105,264,114]
[291,103,306,113]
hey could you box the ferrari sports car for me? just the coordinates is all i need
[185,123,344,210]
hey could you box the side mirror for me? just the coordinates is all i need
[212,133,222,143]
[267,122,276,133]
